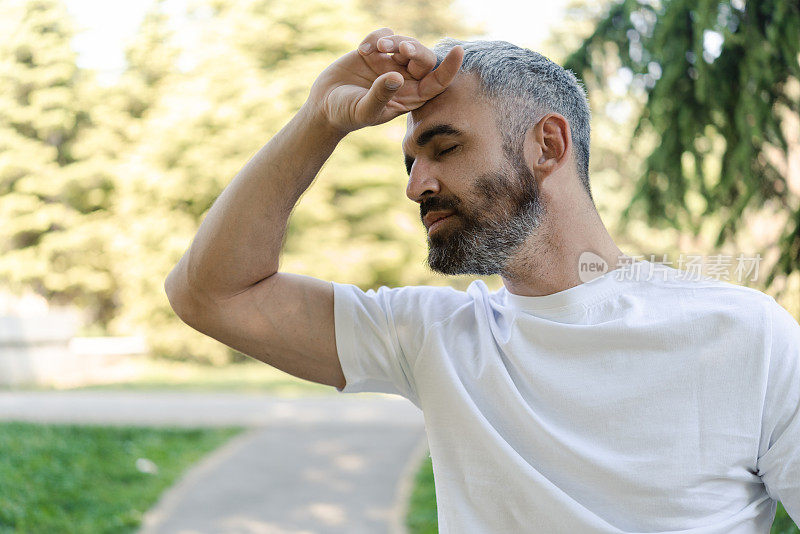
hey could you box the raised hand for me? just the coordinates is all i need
[307,28,464,134]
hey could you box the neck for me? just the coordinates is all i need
[500,199,630,297]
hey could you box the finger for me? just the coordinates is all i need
[418,45,464,100]
[357,27,395,56]
[354,72,405,124]
[375,35,415,53]
[390,45,411,67]
[404,40,437,80]
[376,36,437,79]
[388,41,417,67]
[358,49,413,81]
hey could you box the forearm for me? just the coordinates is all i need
[166,103,345,301]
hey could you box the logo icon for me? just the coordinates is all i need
[578,251,609,283]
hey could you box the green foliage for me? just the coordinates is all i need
[355,0,484,41]
[0,0,478,363]
[564,0,800,296]
[405,454,438,534]
[122,0,177,119]
[105,0,477,362]
[0,0,116,324]
[0,422,242,533]
[774,501,800,533]
[10,0,792,366]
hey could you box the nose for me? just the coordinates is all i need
[405,160,441,203]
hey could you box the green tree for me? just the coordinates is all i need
[120,0,177,120]
[563,0,800,301]
[0,0,476,362]
[355,0,482,40]
[115,0,477,362]
[0,0,119,326]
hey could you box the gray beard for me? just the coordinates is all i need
[426,154,545,276]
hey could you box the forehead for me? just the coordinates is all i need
[403,72,498,145]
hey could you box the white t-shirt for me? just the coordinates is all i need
[331,260,800,533]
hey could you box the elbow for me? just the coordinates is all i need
[164,265,202,328]
[164,265,183,304]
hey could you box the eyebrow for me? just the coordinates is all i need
[404,124,464,175]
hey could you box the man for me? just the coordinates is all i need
[165,28,799,532]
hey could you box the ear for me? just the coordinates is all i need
[522,113,571,183]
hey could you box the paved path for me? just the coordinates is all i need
[0,391,428,534]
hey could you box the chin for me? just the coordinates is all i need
[426,219,524,276]
[427,245,505,276]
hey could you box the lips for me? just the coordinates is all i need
[423,211,455,229]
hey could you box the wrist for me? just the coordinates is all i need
[298,100,349,141]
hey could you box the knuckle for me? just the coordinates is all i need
[386,34,410,46]
[369,27,393,39]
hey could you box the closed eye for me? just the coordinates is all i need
[437,145,460,157]
[404,145,461,175]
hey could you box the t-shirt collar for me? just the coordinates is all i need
[502,260,653,315]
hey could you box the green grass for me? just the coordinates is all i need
[405,455,799,533]
[775,502,800,534]
[405,455,438,534]
[0,422,243,533]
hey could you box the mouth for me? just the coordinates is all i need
[427,214,454,234]
[423,210,455,227]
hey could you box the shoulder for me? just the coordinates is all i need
[330,280,474,323]
[644,264,777,314]
[330,281,486,360]
[631,265,790,347]
[764,295,800,355]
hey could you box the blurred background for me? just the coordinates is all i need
[0,0,798,532]
[1,0,797,375]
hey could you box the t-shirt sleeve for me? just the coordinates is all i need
[330,281,467,409]
[756,297,800,522]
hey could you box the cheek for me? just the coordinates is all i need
[450,150,518,218]
[471,170,516,208]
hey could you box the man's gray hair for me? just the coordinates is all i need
[433,39,593,203]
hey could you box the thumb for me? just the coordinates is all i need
[355,72,404,124]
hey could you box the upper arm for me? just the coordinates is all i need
[169,271,345,389]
